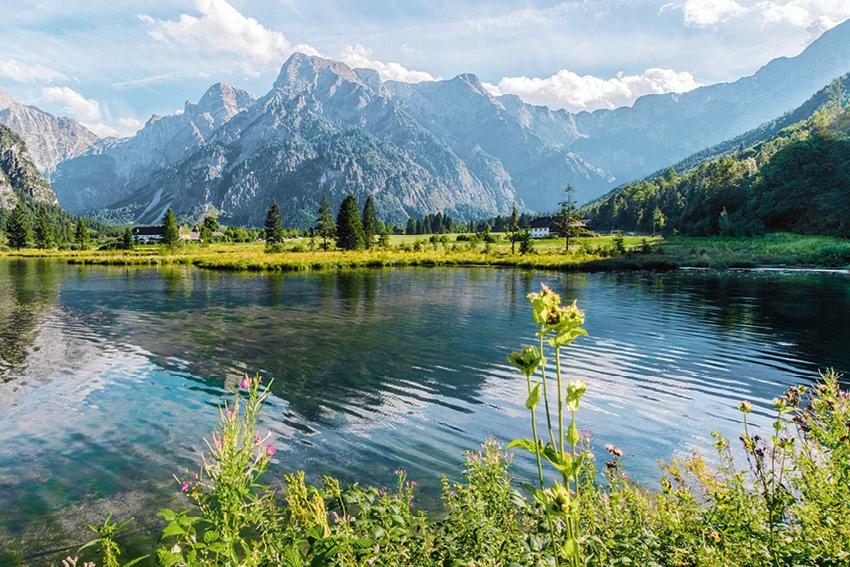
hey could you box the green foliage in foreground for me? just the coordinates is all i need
[58,288,850,566]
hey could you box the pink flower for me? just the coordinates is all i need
[240,376,251,390]
[225,407,235,420]
[265,445,277,457]
[180,480,191,493]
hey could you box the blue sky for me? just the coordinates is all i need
[2,0,849,136]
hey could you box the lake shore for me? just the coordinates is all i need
[1,233,849,272]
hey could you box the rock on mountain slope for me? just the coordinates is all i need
[565,18,850,183]
[52,83,255,215]
[0,88,97,174]
[91,54,611,226]
[0,124,59,210]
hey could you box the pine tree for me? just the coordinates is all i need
[34,207,54,249]
[75,218,90,248]
[509,202,520,254]
[264,202,284,244]
[314,194,336,251]
[7,204,31,249]
[162,208,180,248]
[405,218,416,235]
[553,185,582,253]
[362,195,379,249]
[336,195,365,250]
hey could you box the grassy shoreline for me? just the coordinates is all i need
[1,233,849,272]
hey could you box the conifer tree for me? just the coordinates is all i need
[121,227,134,250]
[264,202,284,244]
[362,195,379,249]
[162,208,180,248]
[34,207,54,249]
[509,202,520,254]
[7,203,31,249]
[336,195,365,250]
[75,217,90,248]
[314,194,336,251]
[553,184,582,253]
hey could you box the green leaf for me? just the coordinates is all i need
[160,523,185,539]
[507,438,540,454]
[123,555,151,567]
[526,383,541,409]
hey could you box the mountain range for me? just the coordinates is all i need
[584,73,850,236]
[0,124,60,211]
[2,19,850,226]
[0,88,97,174]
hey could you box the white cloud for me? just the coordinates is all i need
[0,59,65,83]
[86,116,145,138]
[491,68,701,112]
[138,0,319,70]
[672,0,749,26]
[757,1,850,38]
[40,86,101,122]
[341,45,435,83]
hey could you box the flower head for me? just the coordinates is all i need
[527,284,562,326]
[508,346,543,378]
[180,480,191,493]
[738,400,753,414]
[240,375,252,390]
[265,445,277,457]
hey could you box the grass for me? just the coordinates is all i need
[1,233,849,272]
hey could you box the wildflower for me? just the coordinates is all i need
[508,346,543,377]
[171,543,182,554]
[265,445,277,457]
[528,284,561,326]
[604,443,624,458]
[180,480,190,493]
[543,482,571,515]
[225,406,235,420]
[240,375,251,390]
[738,400,752,414]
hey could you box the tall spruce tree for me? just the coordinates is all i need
[34,207,54,249]
[75,218,90,248]
[509,202,520,254]
[336,195,365,250]
[314,194,336,251]
[7,204,31,249]
[162,208,180,248]
[264,202,284,244]
[553,184,582,253]
[362,195,379,249]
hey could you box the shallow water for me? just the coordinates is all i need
[1,260,848,560]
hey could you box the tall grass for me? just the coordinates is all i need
[57,284,850,566]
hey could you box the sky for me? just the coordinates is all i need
[1,0,849,137]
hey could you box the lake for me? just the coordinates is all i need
[1,259,849,560]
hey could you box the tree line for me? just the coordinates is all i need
[584,87,850,237]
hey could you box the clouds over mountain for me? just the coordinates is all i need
[138,0,319,73]
[486,68,701,112]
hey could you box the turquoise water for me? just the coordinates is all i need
[1,260,848,561]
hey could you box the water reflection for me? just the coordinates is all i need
[0,262,848,561]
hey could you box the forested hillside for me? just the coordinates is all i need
[584,75,850,236]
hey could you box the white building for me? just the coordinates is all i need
[529,217,553,239]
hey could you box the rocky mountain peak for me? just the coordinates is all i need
[273,52,365,94]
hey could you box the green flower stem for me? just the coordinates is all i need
[527,375,546,489]
[539,329,556,447]
[556,347,565,459]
